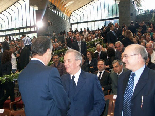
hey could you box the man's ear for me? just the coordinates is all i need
[46,48,51,53]
[76,60,81,66]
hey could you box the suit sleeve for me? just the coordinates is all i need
[49,68,70,116]
[88,75,105,116]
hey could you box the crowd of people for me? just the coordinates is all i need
[0,20,155,115]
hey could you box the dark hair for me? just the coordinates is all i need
[87,51,94,58]
[52,54,59,58]
[31,36,52,56]
[107,47,115,57]
[2,50,12,64]
[98,59,105,64]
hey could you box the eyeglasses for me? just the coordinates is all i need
[122,54,138,58]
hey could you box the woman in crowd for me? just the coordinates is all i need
[83,51,98,73]
[0,50,15,109]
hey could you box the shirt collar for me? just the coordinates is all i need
[133,65,145,77]
[132,65,145,91]
[98,70,104,74]
[71,68,81,79]
[71,68,81,86]
[117,69,123,75]
[31,58,45,65]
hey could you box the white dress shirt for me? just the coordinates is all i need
[71,68,81,86]
[31,58,45,65]
[97,70,105,79]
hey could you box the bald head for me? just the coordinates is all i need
[122,44,147,72]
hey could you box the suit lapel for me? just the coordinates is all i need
[122,71,131,94]
[132,67,149,99]
[74,71,86,97]
[66,74,71,97]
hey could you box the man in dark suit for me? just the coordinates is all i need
[110,60,127,95]
[66,31,74,48]
[61,49,105,116]
[71,33,87,56]
[128,21,136,36]
[106,23,117,44]
[94,44,107,61]
[95,59,111,95]
[18,37,70,116]
[18,40,30,71]
[114,44,155,116]
[2,35,9,51]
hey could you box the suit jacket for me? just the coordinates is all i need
[94,51,107,61]
[95,71,111,95]
[2,41,9,51]
[110,69,127,95]
[114,67,155,116]
[71,41,87,56]
[66,37,74,48]
[83,58,98,73]
[19,46,30,71]
[61,70,105,116]
[18,60,70,116]
[106,31,117,44]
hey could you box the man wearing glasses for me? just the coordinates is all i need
[114,44,155,116]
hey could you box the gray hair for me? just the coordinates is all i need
[146,42,153,48]
[65,49,82,66]
[96,44,102,48]
[115,41,123,46]
[112,60,123,65]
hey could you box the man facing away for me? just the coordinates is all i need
[61,49,105,116]
[114,44,155,116]
[18,36,70,116]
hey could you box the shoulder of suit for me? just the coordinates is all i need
[82,70,97,78]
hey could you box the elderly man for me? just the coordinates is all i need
[18,37,70,116]
[115,41,124,60]
[61,49,105,116]
[94,44,107,61]
[114,44,155,116]
[146,42,155,63]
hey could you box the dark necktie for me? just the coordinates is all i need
[70,75,76,99]
[98,72,102,80]
[123,72,135,116]
[72,75,76,87]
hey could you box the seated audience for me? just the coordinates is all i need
[95,60,111,95]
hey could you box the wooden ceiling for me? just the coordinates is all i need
[0,0,18,13]
[48,0,93,16]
